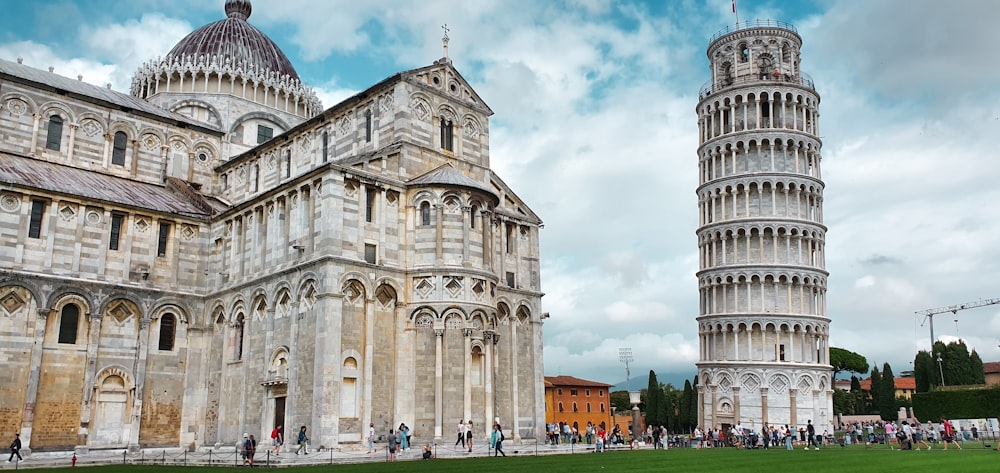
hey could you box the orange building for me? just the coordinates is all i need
[984,362,1000,386]
[859,376,917,400]
[544,376,614,432]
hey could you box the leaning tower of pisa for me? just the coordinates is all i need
[694,20,832,433]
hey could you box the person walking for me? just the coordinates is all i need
[271,425,283,455]
[491,423,506,457]
[940,417,962,450]
[7,433,22,463]
[241,433,254,467]
[295,426,309,454]
[367,422,377,454]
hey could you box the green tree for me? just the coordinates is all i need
[679,379,694,432]
[970,350,985,384]
[913,350,935,392]
[645,371,661,426]
[879,363,897,419]
[869,366,882,416]
[662,387,675,431]
[610,390,630,413]
[830,347,869,381]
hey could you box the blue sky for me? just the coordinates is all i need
[4,0,1000,387]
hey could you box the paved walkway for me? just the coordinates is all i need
[0,441,623,469]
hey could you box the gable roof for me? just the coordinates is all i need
[0,151,221,218]
[984,361,1000,374]
[545,376,613,388]
[401,59,493,116]
[407,163,498,201]
[859,376,916,391]
[0,58,220,134]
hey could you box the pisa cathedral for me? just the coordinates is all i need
[0,0,546,452]
[695,21,833,432]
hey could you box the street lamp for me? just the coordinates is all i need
[936,353,945,386]
[619,347,633,392]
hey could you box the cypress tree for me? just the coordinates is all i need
[869,366,882,416]
[879,363,897,419]
[646,370,661,426]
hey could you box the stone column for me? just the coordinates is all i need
[79,311,104,445]
[434,329,444,439]
[29,113,42,155]
[21,308,50,446]
[696,385,705,429]
[483,331,495,431]
[709,384,718,429]
[313,292,342,448]
[732,386,741,426]
[463,329,472,426]
[760,387,769,427]
[789,390,798,428]
[461,205,471,267]
[435,204,444,264]
[361,297,375,437]
[66,123,78,163]
[129,316,151,450]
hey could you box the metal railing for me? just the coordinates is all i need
[699,72,815,101]
[710,19,798,43]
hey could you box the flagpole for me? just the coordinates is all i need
[733,0,739,26]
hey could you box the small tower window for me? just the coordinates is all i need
[322,131,329,162]
[28,200,46,239]
[156,222,171,257]
[109,213,124,250]
[159,314,176,351]
[256,124,273,144]
[365,109,372,142]
[470,204,478,229]
[420,202,431,226]
[58,303,80,344]
[112,131,128,166]
[440,117,454,151]
[46,115,63,151]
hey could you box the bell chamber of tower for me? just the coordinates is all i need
[694,20,833,433]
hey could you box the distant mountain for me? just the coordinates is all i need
[611,372,695,392]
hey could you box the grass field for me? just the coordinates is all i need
[22,444,1000,473]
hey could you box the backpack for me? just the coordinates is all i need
[500,430,505,441]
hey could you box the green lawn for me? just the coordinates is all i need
[23,445,1000,473]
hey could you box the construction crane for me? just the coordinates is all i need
[915,297,1000,351]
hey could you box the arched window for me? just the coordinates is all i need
[558,402,564,413]
[46,115,63,151]
[440,117,453,151]
[111,131,127,166]
[158,313,176,351]
[420,202,431,226]
[573,402,578,413]
[587,403,592,413]
[58,303,79,344]
[470,204,478,229]
[235,314,245,360]
[322,131,329,162]
[600,403,605,413]
[365,109,372,142]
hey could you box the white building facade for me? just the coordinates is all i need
[0,0,545,453]
[694,20,832,433]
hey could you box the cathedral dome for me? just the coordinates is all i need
[167,0,299,81]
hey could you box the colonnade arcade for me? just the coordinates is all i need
[698,224,825,269]
[698,90,819,142]
[698,179,824,225]
[698,320,829,365]
[698,272,827,316]
[699,138,822,182]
